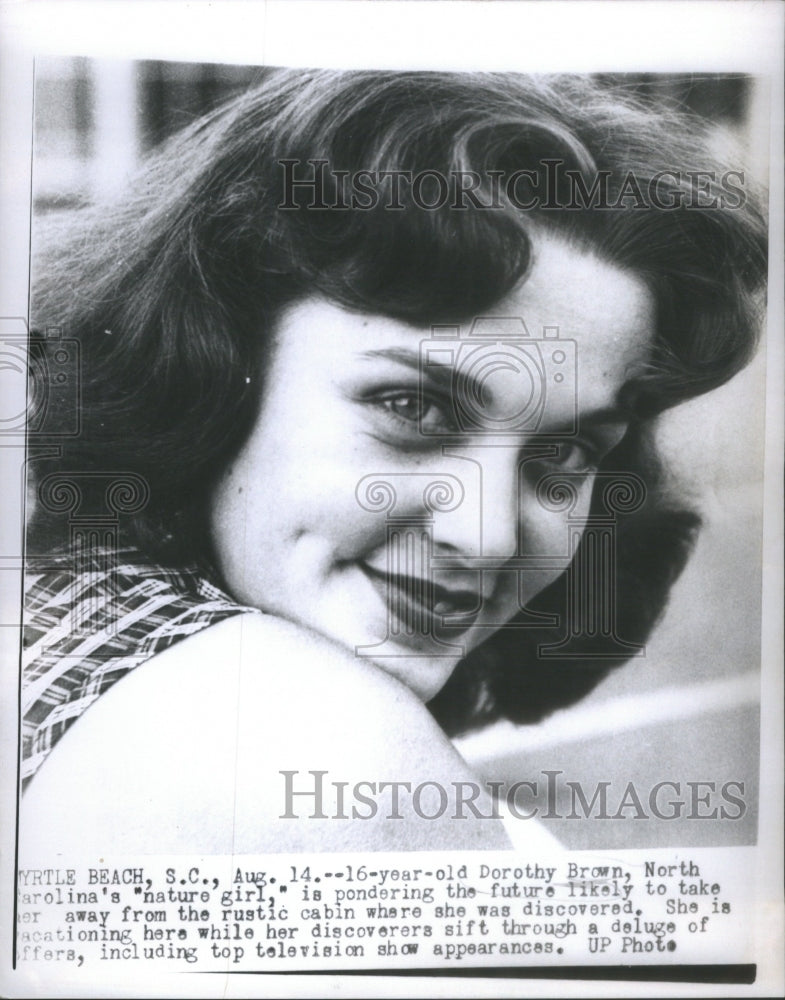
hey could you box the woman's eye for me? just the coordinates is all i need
[385,394,426,422]
[531,440,599,475]
[375,392,456,434]
[553,441,599,473]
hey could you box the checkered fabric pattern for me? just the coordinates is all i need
[21,546,258,788]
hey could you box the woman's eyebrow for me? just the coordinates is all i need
[358,347,476,394]
[359,350,630,425]
[537,408,632,441]
[575,407,631,429]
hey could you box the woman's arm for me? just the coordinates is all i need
[21,613,510,854]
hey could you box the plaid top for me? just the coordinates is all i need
[21,545,258,788]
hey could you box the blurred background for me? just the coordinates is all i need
[33,60,769,210]
[31,59,768,848]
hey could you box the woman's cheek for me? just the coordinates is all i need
[524,481,594,580]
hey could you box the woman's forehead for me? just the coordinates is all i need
[274,231,654,394]
[497,231,655,376]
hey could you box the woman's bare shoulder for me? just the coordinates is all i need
[21,613,510,855]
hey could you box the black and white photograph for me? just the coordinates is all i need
[1,2,783,997]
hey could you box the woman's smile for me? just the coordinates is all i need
[209,230,653,700]
[357,559,486,634]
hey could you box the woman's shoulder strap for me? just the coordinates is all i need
[21,544,258,786]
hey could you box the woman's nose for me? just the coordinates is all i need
[430,447,521,562]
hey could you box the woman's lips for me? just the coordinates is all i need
[358,561,482,640]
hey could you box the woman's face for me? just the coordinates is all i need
[209,231,654,700]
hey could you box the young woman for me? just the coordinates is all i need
[21,70,766,853]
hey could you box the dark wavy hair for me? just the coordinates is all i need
[28,69,767,734]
